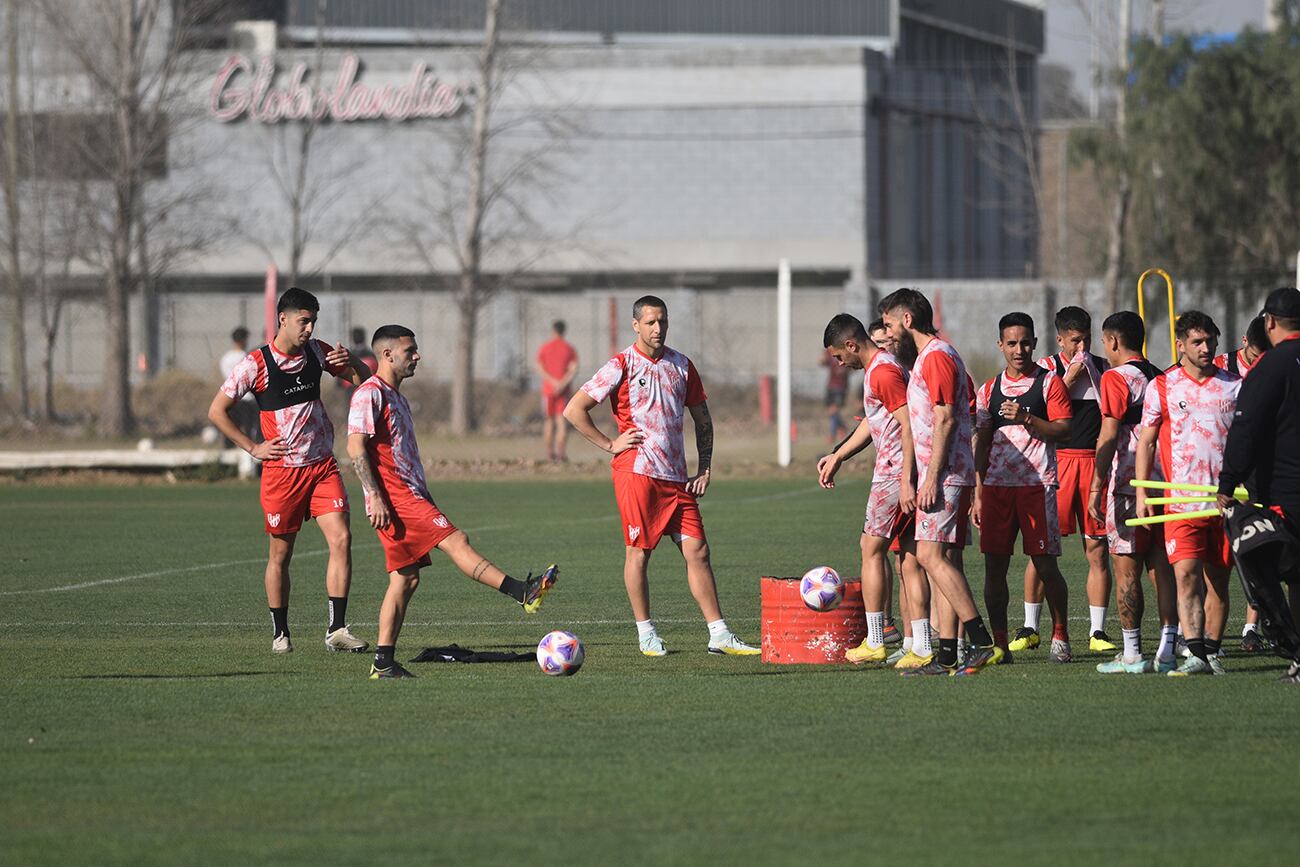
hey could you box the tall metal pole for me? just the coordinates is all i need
[777,259,792,467]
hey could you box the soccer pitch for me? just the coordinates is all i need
[2,478,1295,864]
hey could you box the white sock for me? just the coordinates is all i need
[902,636,913,653]
[911,619,932,657]
[1024,602,1042,631]
[1157,625,1178,662]
[1243,622,1258,637]
[1089,605,1107,635]
[1122,628,1141,661]
[706,618,730,642]
[866,611,885,648]
[636,619,657,641]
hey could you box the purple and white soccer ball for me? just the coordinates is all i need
[799,566,845,612]
[536,630,585,676]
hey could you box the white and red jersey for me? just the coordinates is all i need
[347,376,430,504]
[1141,365,1241,512]
[1213,349,1258,379]
[581,344,706,484]
[862,351,910,482]
[1098,358,1164,495]
[908,337,976,487]
[220,339,347,467]
[976,369,1072,487]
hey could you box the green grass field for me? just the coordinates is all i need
[2,477,1296,865]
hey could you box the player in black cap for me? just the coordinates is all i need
[1217,287,1300,683]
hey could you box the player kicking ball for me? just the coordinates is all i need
[208,287,373,655]
[347,326,558,679]
[1136,311,1241,676]
[973,313,1074,663]
[817,314,923,665]
[565,295,758,657]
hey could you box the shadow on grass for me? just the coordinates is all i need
[72,671,287,680]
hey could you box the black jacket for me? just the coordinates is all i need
[1219,334,1300,510]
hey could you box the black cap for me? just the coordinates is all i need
[1262,287,1300,319]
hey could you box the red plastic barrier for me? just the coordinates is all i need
[760,575,866,664]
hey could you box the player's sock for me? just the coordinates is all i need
[1242,623,1258,637]
[902,636,913,653]
[911,619,932,657]
[1186,637,1208,663]
[993,629,1008,650]
[327,596,347,633]
[1052,621,1069,641]
[1157,625,1178,662]
[1089,605,1107,635]
[866,611,885,648]
[497,574,527,602]
[1122,628,1141,660]
[706,619,730,642]
[636,619,657,641]
[374,645,395,669]
[936,638,959,667]
[1205,637,1221,656]
[1024,602,1042,631]
[962,616,993,647]
[270,606,289,638]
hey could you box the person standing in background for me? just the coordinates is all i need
[537,320,579,462]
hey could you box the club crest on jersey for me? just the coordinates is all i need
[267,512,281,528]
[433,516,450,529]
[627,525,641,542]
[1178,400,1187,410]
[638,378,646,387]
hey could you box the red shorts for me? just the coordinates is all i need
[376,490,460,573]
[864,480,910,540]
[542,390,570,418]
[613,469,705,549]
[259,458,348,535]
[979,485,1062,557]
[1057,450,1106,538]
[1164,515,1231,569]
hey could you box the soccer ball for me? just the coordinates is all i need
[536,630,584,676]
[799,566,845,612]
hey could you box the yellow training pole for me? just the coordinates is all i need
[1130,479,1247,496]
[1144,496,1220,506]
[1125,508,1221,527]
[1137,268,1177,365]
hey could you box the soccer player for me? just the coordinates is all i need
[816,314,923,665]
[1214,314,1269,650]
[869,320,894,354]
[536,320,578,462]
[973,313,1074,663]
[564,295,758,656]
[208,288,372,654]
[1089,312,1179,674]
[1015,307,1115,654]
[1136,311,1241,676]
[878,288,1002,675]
[348,325,559,679]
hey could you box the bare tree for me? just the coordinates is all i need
[400,0,581,434]
[1,0,29,420]
[1101,0,1133,311]
[38,0,230,435]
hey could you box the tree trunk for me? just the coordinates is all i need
[100,260,134,437]
[41,295,62,422]
[1104,0,1132,312]
[4,0,28,418]
[450,276,478,435]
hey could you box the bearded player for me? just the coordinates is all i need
[348,325,559,679]
[816,314,926,666]
[1090,312,1179,674]
[879,288,1002,675]
[973,313,1074,663]
[208,287,372,655]
[565,296,758,657]
[1136,311,1241,676]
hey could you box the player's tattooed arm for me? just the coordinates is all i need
[351,453,382,496]
[690,402,714,473]
[347,433,390,529]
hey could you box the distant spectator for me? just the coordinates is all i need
[339,326,379,389]
[821,347,849,444]
[219,327,260,446]
[536,320,578,462]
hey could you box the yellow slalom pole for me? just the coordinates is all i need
[1130,479,1247,496]
[1137,268,1177,365]
[1125,508,1221,527]
[1143,495,1220,506]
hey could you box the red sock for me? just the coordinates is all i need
[994,629,1009,650]
[1052,622,1069,641]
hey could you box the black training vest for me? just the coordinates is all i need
[989,367,1049,429]
[253,344,323,412]
[1226,350,1240,376]
[1119,359,1163,425]
[1051,353,1104,450]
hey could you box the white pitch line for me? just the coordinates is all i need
[0,617,743,628]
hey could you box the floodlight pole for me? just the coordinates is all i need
[777,259,792,467]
